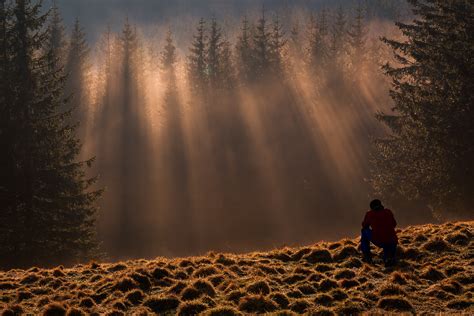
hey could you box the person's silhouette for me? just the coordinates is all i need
[361,199,398,266]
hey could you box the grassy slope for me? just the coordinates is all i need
[1,221,473,315]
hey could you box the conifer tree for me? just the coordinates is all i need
[206,18,234,90]
[65,18,90,141]
[328,7,347,67]
[252,8,272,80]
[46,0,65,69]
[269,14,286,76]
[348,2,367,73]
[0,0,101,269]
[307,10,329,78]
[218,37,235,90]
[207,17,222,89]
[187,18,207,93]
[0,0,13,242]
[235,15,253,84]
[289,21,303,61]
[371,0,474,217]
[160,28,177,76]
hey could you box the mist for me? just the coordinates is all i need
[46,0,435,261]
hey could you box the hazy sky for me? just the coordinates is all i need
[49,0,406,42]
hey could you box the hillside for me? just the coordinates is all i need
[1,221,473,315]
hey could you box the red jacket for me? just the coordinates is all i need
[362,209,398,244]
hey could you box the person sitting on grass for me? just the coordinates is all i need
[361,199,398,266]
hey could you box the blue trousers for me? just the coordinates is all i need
[361,228,397,262]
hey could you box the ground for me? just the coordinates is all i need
[1,221,473,315]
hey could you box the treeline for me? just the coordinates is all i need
[89,5,395,258]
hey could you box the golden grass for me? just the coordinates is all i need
[1,221,473,314]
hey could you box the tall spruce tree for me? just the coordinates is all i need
[65,18,90,141]
[0,0,13,249]
[207,18,234,90]
[269,14,286,76]
[348,2,368,74]
[307,10,329,79]
[0,0,101,269]
[218,36,235,90]
[289,21,302,59]
[235,15,253,84]
[187,18,207,93]
[252,8,272,80]
[160,28,177,76]
[328,6,348,82]
[207,17,222,89]
[371,0,474,217]
[46,0,65,70]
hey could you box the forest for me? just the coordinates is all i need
[0,0,473,268]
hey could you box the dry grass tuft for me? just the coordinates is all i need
[78,297,95,308]
[226,290,245,304]
[247,280,271,295]
[65,307,85,316]
[289,299,311,313]
[193,266,218,278]
[335,302,363,314]
[143,295,180,313]
[215,255,236,266]
[193,280,216,297]
[334,269,356,280]
[446,299,473,310]
[42,303,67,316]
[379,284,406,296]
[20,273,40,285]
[151,267,171,280]
[297,284,316,295]
[339,279,359,288]
[423,238,452,253]
[113,277,138,293]
[311,307,336,316]
[181,286,201,301]
[125,289,144,305]
[420,267,445,281]
[108,264,127,272]
[333,246,359,261]
[1,305,24,316]
[314,264,333,272]
[377,297,414,312]
[390,272,408,285]
[238,295,277,313]
[205,306,241,316]
[314,294,333,306]
[401,247,422,260]
[318,279,338,292]
[304,249,333,264]
[269,293,289,309]
[341,257,362,268]
[177,301,208,315]
[445,233,470,246]
[129,272,151,291]
[291,248,312,261]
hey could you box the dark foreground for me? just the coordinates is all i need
[1,221,473,315]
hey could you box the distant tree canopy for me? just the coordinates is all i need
[0,0,101,269]
[371,0,474,217]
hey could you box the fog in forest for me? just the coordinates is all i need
[45,0,433,261]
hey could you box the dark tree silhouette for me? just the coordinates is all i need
[187,18,207,93]
[65,18,90,142]
[0,0,101,269]
[371,0,474,217]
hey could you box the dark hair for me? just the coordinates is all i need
[370,199,384,211]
